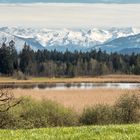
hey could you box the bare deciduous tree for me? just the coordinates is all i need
[0,88,22,128]
[0,88,21,112]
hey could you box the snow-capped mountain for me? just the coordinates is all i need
[96,33,140,53]
[0,27,140,53]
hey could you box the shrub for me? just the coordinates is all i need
[1,93,140,129]
[0,89,22,129]
[113,93,140,124]
[80,93,140,125]
[13,71,29,80]
[0,112,15,129]
[14,98,78,128]
[80,104,113,125]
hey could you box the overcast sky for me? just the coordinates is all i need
[0,0,140,4]
[0,4,140,28]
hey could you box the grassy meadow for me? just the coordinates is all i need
[0,125,140,140]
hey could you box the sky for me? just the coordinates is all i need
[0,0,140,28]
[0,3,140,28]
[0,0,140,4]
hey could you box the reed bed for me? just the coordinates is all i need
[13,88,140,112]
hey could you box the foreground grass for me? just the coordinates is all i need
[0,74,140,84]
[0,125,140,140]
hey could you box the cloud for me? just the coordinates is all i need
[0,4,140,28]
[0,0,140,4]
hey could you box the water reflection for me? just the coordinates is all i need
[0,83,140,90]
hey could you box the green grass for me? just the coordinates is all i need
[0,125,140,140]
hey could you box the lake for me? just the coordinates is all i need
[0,83,140,90]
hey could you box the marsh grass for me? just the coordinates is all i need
[13,88,140,112]
[0,92,140,130]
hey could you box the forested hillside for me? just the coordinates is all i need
[0,40,140,77]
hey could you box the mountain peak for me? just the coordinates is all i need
[0,27,140,53]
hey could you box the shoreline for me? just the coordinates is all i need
[0,75,140,84]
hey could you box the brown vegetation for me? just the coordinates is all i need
[0,89,21,112]
[0,75,140,84]
[13,88,140,112]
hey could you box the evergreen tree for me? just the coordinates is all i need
[19,43,35,75]
[0,42,16,75]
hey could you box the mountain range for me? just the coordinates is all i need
[0,27,140,54]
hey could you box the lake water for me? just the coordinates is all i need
[0,83,140,90]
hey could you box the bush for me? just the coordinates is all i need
[80,93,140,125]
[113,93,140,124]
[13,71,29,80]
[0,112,15,129]
[11,98,78,129]
[1,93,140,129]
[80,104,113,125]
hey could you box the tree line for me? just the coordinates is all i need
[0,40,140,77]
